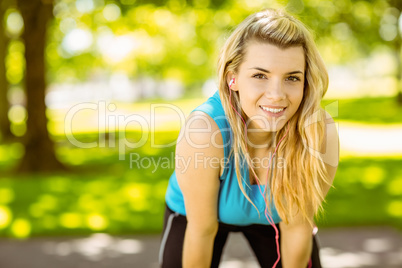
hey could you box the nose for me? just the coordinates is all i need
[265,78,286,101]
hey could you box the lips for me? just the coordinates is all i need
[259,105,286,114]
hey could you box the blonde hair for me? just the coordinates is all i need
[217,8,330,225]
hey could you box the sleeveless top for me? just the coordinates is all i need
[165,90,281,225]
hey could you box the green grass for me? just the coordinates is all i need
[316,157,402,229]
[321,96,402,124]
[1,133,401,238]
[0,131,179,238]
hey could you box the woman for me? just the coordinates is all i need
[159,8,338,268]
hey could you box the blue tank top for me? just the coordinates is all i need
[165,90,281,225]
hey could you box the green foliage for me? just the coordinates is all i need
[4,0,402,89]
[47,1,236,85]
[6,39,25,85]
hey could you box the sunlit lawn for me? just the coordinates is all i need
[317,157,402,229]
[0,96,401,238]
[1,133,401,238]
[0,131,179,238]
[322,96,402,124]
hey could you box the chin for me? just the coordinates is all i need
[246,110,290,131]
[255,122,286,132]
[269,117,287,131]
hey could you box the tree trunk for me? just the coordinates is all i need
[0,0,14,141]
[397,46,402,105]
[393,33,402,105]
[16,0,66,173]
[389,0,402,105]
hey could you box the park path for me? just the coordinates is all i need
[0,226,401,268]
[337,122,402,156]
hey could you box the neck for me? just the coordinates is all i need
[246,128,276,151]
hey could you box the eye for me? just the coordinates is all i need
[252,73,266,79]
[286,76,301,82]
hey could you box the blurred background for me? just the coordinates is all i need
[0,0,401,267]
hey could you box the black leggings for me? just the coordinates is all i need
[159,204,322,268]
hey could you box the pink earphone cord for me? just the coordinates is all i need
[229,82,312,268]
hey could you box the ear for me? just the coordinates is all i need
[226,72,238,91]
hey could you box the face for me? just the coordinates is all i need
[229,41,305,132]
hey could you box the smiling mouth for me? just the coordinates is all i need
[259,106,287,114]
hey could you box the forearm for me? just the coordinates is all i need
[182,226,218,268]
[280,228,312,268]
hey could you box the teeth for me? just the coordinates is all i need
[260,106,285,113]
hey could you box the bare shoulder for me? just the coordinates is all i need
[318,109,339,199]
[176,110,224,155]
[174,109,224,194]
[319,109,339,168]
[323,109,335,124]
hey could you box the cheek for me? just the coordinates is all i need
[239,90,253,108]
[297,92,304,106]
[285,89,304,117]
[293,88,304,107]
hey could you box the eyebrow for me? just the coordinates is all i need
[249,67,304,75]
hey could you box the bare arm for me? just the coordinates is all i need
[176,111,224,268]
[280,220,313,268]
[280,112,339,268]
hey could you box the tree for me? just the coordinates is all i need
[388,0,402,104]
[16,0,66,173]
[298,0,401,104]
[0,0,13,141]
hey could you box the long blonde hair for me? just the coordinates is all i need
[217,8,330,225]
